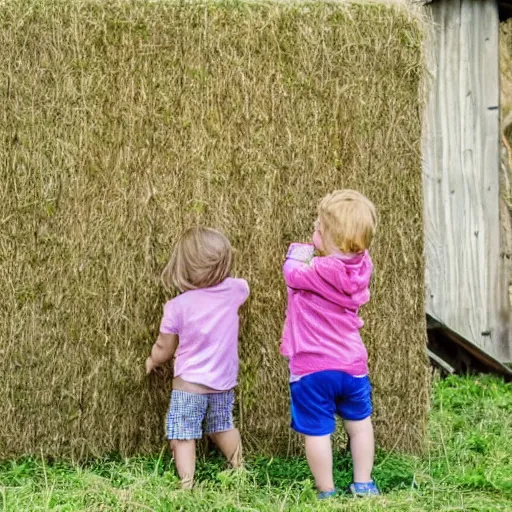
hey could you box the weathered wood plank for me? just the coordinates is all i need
[427,348,456,374]
[422,0,511,361]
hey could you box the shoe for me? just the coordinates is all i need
[318,489,337,500]
[348,481,379,496]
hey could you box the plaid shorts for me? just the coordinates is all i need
[166,390,235,440]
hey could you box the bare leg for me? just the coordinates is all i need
[208,428,243,468]
[304,434,334,492]
[170,440,196,489]
[344,417,374,483]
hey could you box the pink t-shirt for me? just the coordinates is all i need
[280,243,372,377]
[159,277,249,391]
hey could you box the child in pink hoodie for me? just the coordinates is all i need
[280,190,379,499]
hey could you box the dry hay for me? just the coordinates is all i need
[0,0,430,459]
[500,20,512,331]
[501,20,512,137]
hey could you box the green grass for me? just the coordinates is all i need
[1,375,511,511]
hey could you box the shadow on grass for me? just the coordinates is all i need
[0,449,416,494]
[195,448,416,493]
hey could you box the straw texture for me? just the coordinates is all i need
[0,0,429,459]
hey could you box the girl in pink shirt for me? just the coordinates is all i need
[146,227,249,489]
[281,190,379,498]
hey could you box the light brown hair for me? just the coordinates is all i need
[161,227,233,292]
[318,189,377,253]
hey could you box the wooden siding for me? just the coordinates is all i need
[423,0,511,361]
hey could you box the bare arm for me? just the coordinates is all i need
[146,332,178,374]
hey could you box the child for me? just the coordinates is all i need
[280,190,379,499]
[146,227,249,489]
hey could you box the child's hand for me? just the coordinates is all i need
[287,243,315,263]
[145,356,157,375]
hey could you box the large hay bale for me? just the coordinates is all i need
[0,0,429,459]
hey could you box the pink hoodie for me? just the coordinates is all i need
[280,243,373,377]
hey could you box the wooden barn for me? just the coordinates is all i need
[419,0,512,375]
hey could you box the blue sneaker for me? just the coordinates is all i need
[348,481,379,496]
[318,489,337,500]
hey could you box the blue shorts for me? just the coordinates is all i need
[290,370,372,436]
[166,390,235,440]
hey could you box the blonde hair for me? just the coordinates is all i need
[318,190,377,253]
[162,227,233,292]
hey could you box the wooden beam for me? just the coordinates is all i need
[427,314,512,377]
[427,348,456,374]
